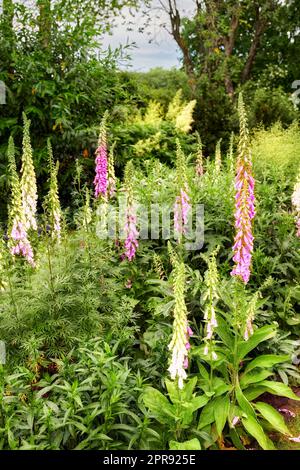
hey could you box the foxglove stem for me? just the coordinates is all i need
[231,94,255,284]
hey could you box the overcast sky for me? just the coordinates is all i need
[101,1,196,71]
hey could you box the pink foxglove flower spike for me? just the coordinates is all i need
[94,111,109,199]
[174,140,191,240]
[292,169,300,237]
[8,136,35,267]
[231,94,256,284]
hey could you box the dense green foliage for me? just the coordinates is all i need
[1,0,300,453]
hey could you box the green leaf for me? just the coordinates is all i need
[143,387,175,425]
[244,386,270,401]
[212,377,232,396]
[214,395,230,436]
[242,415,275,450]
[198,399,216,429]
[169,438,201,450]
[165,377,197,404]
[215,316,234,349]
[198,364,209,380]
[237,325,277,361]
[259,381,300,401]
[254,402,290,436]
[189,395,210,412]
[244,355,290,373]
[229,428,246,450]
[235,383,256,418]
[240,370,274,388]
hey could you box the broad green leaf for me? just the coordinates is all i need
[244,386,270,401]
[259,381,300,401]
[189,395,209,412]
[198,364,209,380]
[235,383,256,418]
[169,438,201,450]
[242,415,275,450]
[214,395,230,437]
[212,377,232,396]
[198,399,216,429]
[229,428,246,450]
[237,325,277,361]
[165,377,197,404]
[179,396,210,428]
[240,370,274,388]
[244,355,290,374]
[254,402,290,436]
[215,316,234,349]
[143,387,175,424]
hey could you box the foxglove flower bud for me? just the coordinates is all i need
[45,140,62,240]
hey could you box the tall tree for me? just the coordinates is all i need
[152,0,293,99]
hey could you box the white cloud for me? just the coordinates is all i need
[101,0,196,71]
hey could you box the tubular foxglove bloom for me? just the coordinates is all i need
[195,132,204,177]
[174,188,191,235]
[231,94,256,284]
[292,170,300,237]
[45,140,62,240]
[202,250,219,359]
[21,113,38,231]
[167,246,192,389]
[123,162,139,261]
[8,136,35,267]
[94,111,109,199]
[108,142,117,198]
[174,140,191,239]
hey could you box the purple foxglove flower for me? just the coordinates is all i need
[94,143,108,198]
[174,187,191,236]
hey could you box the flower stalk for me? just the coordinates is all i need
[231,93,256,284]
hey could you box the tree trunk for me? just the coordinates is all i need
[241,7,267,83]
[166,0,196,93]
[223,11,240,99]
